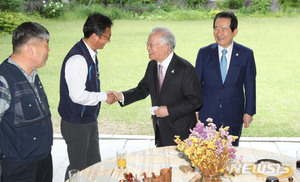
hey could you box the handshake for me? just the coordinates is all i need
[104,91,169,117]
[105,91,123,105]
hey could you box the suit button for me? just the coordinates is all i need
[222,86,225,89]
[219,98,221,101]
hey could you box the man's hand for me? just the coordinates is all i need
[106,91,118,104]
[111,91,123,101]
[154,106,169,118]
[243,113,253,128]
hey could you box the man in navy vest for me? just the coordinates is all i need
[58,12,116,180]
[0,22,53,182]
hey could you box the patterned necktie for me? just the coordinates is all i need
[158,64,164,93]
[220,49,228,83]
[157,64,164,127]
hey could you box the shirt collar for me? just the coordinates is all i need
[8,57,37,82]
[82,38,98,63]
[159,52,174,68]
[218,42,234,55]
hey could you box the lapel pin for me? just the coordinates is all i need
[171,69,174,73]
[236,53,239,56]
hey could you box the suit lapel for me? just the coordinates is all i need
[159,54,176,97]
[211,44,223,85]
[152,61,159,98]
[225,42,240,85]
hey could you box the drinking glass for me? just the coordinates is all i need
[117,149,127,169]
[296,150,300,170]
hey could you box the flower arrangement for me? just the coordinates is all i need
[174,118,238,179]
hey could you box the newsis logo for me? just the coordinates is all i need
[228,162,292,175]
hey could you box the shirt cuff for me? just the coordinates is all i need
[120,93,125,105]
[98,92,107,102]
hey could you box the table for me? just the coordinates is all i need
[76,146,300,182]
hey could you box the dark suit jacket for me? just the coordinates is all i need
[121,53,203,146]
[195,42,256,128]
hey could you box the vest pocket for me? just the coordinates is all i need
[17,121,50,160]
[14,93,44,127]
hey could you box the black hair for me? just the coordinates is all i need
[213,11,238,32]
[83,12,113,38]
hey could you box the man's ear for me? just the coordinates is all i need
[91,33,99,40]
[233,28,238,37]
[26,44,35,56]
[164,43,170,52]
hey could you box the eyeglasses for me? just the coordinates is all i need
[146,42,161,48]
[99,34,111,40]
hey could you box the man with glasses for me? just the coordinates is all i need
[58,12,116,180]
[113,27,203,147]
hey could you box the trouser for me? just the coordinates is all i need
[0,160,2,182]
[1,153,52,182]
[155,124,164,147]
[215,122,243,146]
[61,119,101,181]
[228,125,243,146]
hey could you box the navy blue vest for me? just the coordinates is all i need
[0,59,53,162]
[58,39,101,123]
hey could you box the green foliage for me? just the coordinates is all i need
[185,0,208,8]
[156,1,176,12]
[227,0,244,9]
[105,0,156,6]
[41,1,64,18]
[278,0,300,11]
[238,7,254,15]
[64,4,135,20]
[216,0,229,10]
[208,9,222,18]
[109,7,129,19]
[251,0,271,14]
[167,10,210,20]
[216,0,243,10]
[0,11,29,34]
[68,4,106,18]
[69,0,102,5]
[0,0,25,12]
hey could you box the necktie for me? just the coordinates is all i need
[157,64,164,127]
[220,49,228,83]
[158,64,164,93]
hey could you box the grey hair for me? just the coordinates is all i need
[150,27,176,51]
[12,22,50,53]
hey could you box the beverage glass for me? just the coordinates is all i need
[68,169,79,182]
[296,150,300,170]
[117,149,127,169]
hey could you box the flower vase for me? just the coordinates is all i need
[201,172,221,182]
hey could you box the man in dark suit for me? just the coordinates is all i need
[113,27,202,147]
[195,11,256,146]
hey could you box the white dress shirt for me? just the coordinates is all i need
[218,42,234,72]
[65,39,107,106]
[157,51,173,79]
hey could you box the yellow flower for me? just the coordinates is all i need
[174,119,238,176]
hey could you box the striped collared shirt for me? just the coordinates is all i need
[0,58,39,122]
